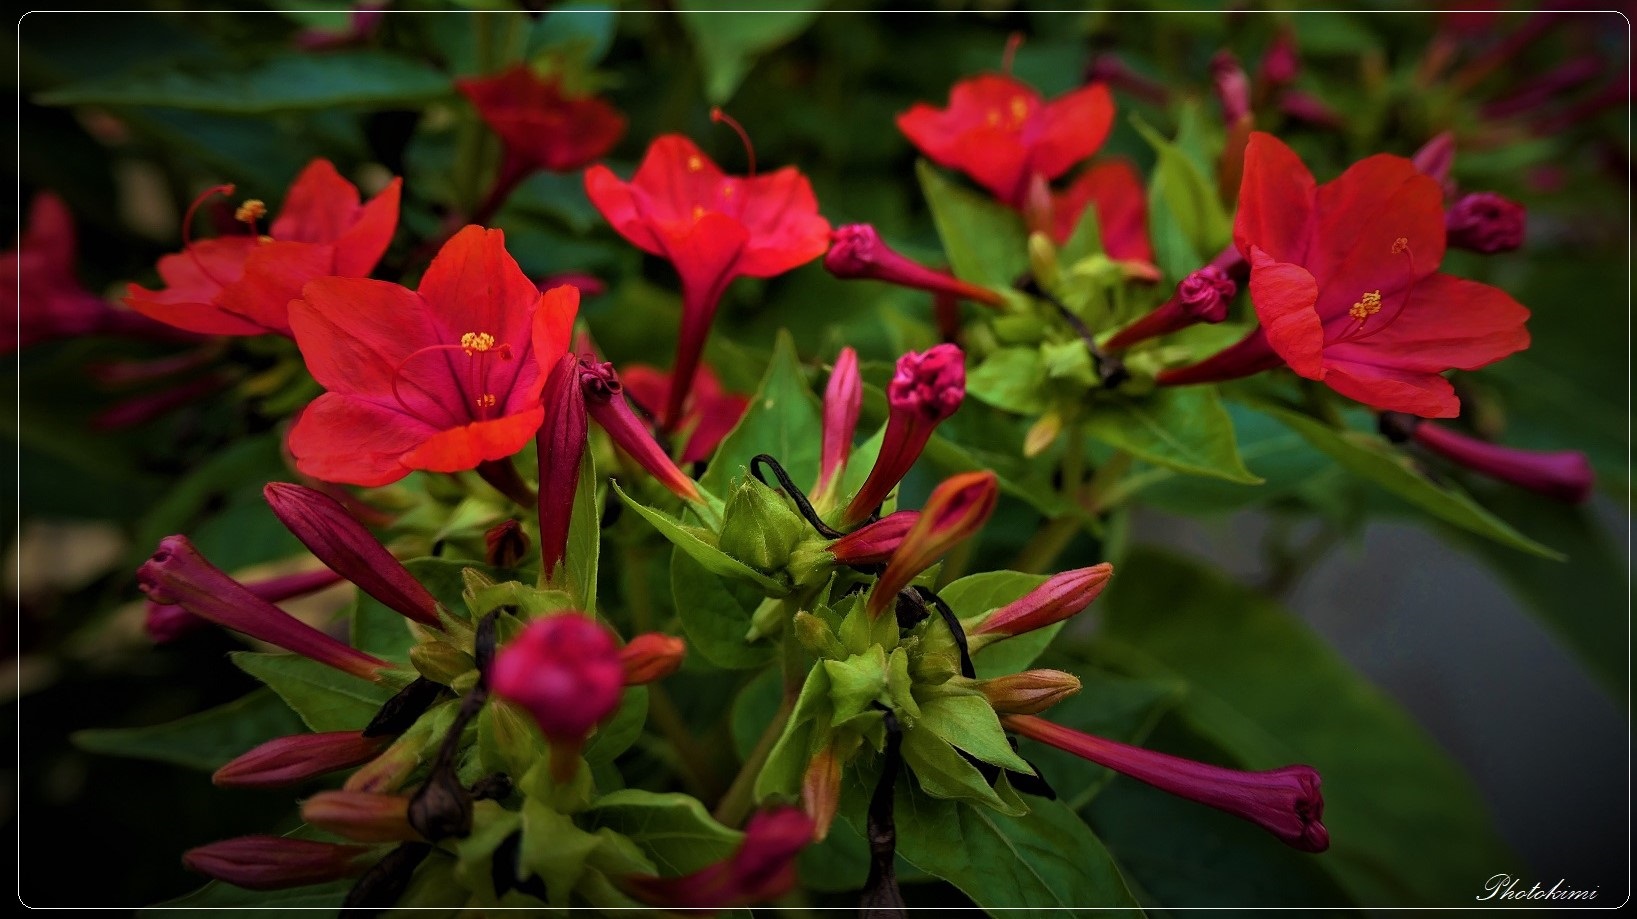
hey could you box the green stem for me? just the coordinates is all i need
[713,635,805,826]
[647,685,724,801]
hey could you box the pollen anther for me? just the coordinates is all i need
[1009,96,1029,124]
[477,393,497,409]
[687,155,704,172]
[1391,237,1409,254]
[460,332,496,354]
[235,200,267,223]
[1348,290,1383,321]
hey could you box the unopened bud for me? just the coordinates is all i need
[303,790,418,843]
[824,224,1004,308]
[718,476,808,575]
[579,359,702,503]
[801,745,844,841]
[491,614,625,745]
[828,510,919,568]
[979,669,1081,714]
[183,836,372,890]
[484,519,530,568]
[620,633,686,685]
[843,345,966,524]
[972,563,1113,641]
[537,353,589,580]
[868,471,998,618]
[1445,192,1526,254]
[214,731,388,789]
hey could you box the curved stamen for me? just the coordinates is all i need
[388,341,511,428]
[1331,239,1420,346]
[709,107,756,177]
[1002,32,1024,75]
[182,184,238,289]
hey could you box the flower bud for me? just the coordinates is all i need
[1407,418,1593,503]
[827,510,919,568]
[1104,248,1247,352]
[1005,714,1329,852]
[824,224,1003,308]
[978,669,1081,714]
[718,476,808,575]
[491,614,625,781]
[182,836,373,890]
[843,345,966,524]
[624,806,815,908]
[484,519,530,568]
[302,791,418,843]
[816,347,862,502]
[620,632,687,685]
[1410,132,1456,189]
[263,483,440,626]
[801,745,844,841]
[1259,28,1300,88]
[213,731,388,789]
[1445,192,1526,254]
[137,535,387,681]
[146,567,347,645]
[972,563,1114,640]
[1177,265,1237,322]
[537,353,589,581]
[1210,51,1252,126]
[1278,89,1343,129]
[579,359,703,503]
[867,471,998,618]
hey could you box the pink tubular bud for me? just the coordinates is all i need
[816,347,862,500]
[538,353,590,580]
[484,519,530,568]
[1005,715,1329,852]
[1259,28,1300,88]
[301,791,419,843]
[263,483,440,626]
[973,563,1114,638]
[1104,265,1238,352]
[824,224,1005,308]
[491,614,625,781]
[1409,420,1593,504]
[1155,327,1286,388]
[137,536,388,682]
[867,471,998,618]
[579,358,702,504]
[1210,51,1252,126]
[1083,54,1170,106]
[1445,192,1526,254]
[828,510,920,567]
[1410,132,1456,191]
[624,806,815,909]
[620,632,687,685]
[979,669,1082,714]
[843,345,966,524]
[213,731,389,789]
[182,836,374,890]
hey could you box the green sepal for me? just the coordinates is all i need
[717,474,809,576]
[613,481,789,595]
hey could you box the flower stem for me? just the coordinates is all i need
[713,634,804,827]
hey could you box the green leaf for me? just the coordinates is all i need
[72,689,304,772]
[757,665,832,801]
[585,789,743,875]
[966,348,1051,415]
[1132,113,1232,281]
[1084,387,1261,484]
[899,724,1012,811]
[526,3,617,64]
[1099,548,1520,904]
[1125,401,1334,514]
[233,652,396,733]
[613,482,785,594]
[700,330,823,497]
[678,6,820,104]
[669,547,778,670]
[939,570,1054,678]
[350,557,484,662]
[564,448,603,610]
[916,691,1032,773]
[889,790,1140,913]
[916,158,1029,290]
[1254,403,1560,558]
[39,51,452,113]
[147,879,351,915]
[584,686,648,767]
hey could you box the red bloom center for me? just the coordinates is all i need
[1327,237,1420,346]
[389,330,518,425]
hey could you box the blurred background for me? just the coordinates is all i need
[8,6,1629,907]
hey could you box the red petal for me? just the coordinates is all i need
[527,284,581,401]
[619,365,670,417]
[629,135,729,225]
[288,276,448,411]
[733,167,831,277]
[416,226,539,363]
[1247,248,1325,379]
[123,238,268,336]
[332,177,401,277]
[1234,132,1317,264]
[1051,158,1152,263]
[585,163,663,255]
[1324,273,1530,373]
[1030,82,1115,182]
[24,192,77,276]
[288,393,437,486]
[656,212,750,310]
[271,159,362,244]
[399,407,546,472]
[1308,154,1446,319]
[1321,362,1460,418]
[215,241,335,336]
[124,288,268,337]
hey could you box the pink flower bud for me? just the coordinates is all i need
[823,224,1004,308]
[1104,249,1246,351]
[1210,51,1252,126]
[213,731,388,789]
[624,806,815,908]
[843,345,966,524]
[1006,714,1329,852]
[973,563,1114,638]
[1410,132,1456,191]
[579,359,703,504]
[537,353,590,580]
[1410,420,1593,503]
[828,510,920,567]
[1259,28,1300,88]
[978,669,1082,714]
[816,347,862,500]
[138,536,388,682]
[263,483,440,626]
[867,471,997,617]
[620,632,687,685]
[1083,54,1170,106]
[1278,89,1344,130]
[484,519,530,568]
[182,836,373,890]
[301,791,419,843]
[1445,192,1526,254]
[491,614,625,781]
[1177,265,1238,322]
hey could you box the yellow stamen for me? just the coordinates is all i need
[476,393,497,409]
[235,199,267,223]
[687,155,704,172]
[258,235,274,244]
[692,205,706,221]
[720,182,735,198]
[1391,237,1409,254]
[1348,290,1383,321]
[1009,96,1029,125]
[460,332,496,354]
[985,109,1001,127]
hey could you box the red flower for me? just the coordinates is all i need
[286,227,578,486]
[621,361,750,464]
[5,192,187,352]
[1159,133,1530,418]
[1049,159,1154,264]
[125,159,401,337]
[457,66,626,174]
[898,73,1115,208]
[585,134,830,429]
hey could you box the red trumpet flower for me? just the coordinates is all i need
[1158,133,1530,418]
[622,361,750,465]
[585,131,830,430]
[125,159,400,337]
[898,73,1115,208]
[286,227,578,486]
